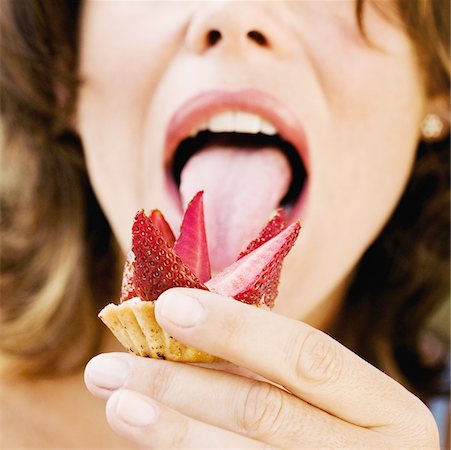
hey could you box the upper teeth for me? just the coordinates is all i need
[191,111,277,137]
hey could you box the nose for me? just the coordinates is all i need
[185,2,291,56]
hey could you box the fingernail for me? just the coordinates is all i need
[86,355,129,390]
[116,391,158,427]
[158,290,205,328]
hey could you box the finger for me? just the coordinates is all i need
[85,353,270,400]
[105,389,273,449]
[87,353,377,448]
[155,288,434,430]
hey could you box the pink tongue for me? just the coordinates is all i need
[180,146,291,272]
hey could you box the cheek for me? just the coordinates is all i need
[318,35,424,241]
[76,2,192,249]
[278,19,425,319]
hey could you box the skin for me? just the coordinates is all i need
[75,1,442,448]
[76,0,425,323]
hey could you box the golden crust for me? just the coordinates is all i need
[99,301,216,362]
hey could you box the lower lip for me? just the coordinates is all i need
[288,182,309,224]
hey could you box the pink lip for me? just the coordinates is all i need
[163,89,310,221]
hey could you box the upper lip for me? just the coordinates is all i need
[163,89,309,172]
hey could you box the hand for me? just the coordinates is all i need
[85,288,439,449]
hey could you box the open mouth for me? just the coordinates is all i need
[163,90,309,271]
[172,131,307,213]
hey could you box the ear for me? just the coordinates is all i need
[421,93,450,142]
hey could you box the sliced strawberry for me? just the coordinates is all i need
[238,209,287,260]
[150,209,176,247]
[206,221,301,308]
[120,251,136,302]
[123,193,300,308]
[174,191,211,282]
[131,210,207,301]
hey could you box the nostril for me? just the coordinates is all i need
[206,29,222,47]
[247,30,269,47]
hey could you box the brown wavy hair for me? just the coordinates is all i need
[1,0,449,398]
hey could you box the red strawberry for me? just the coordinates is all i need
[121,192,301,309]
[174,192,211,282]
[130,210,207,302]
[238,209,287,259]
[150,209,176,247]
[206,222,301,308]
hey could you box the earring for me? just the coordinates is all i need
[421,113,444,140]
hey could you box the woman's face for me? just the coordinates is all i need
[76,1,426,324]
